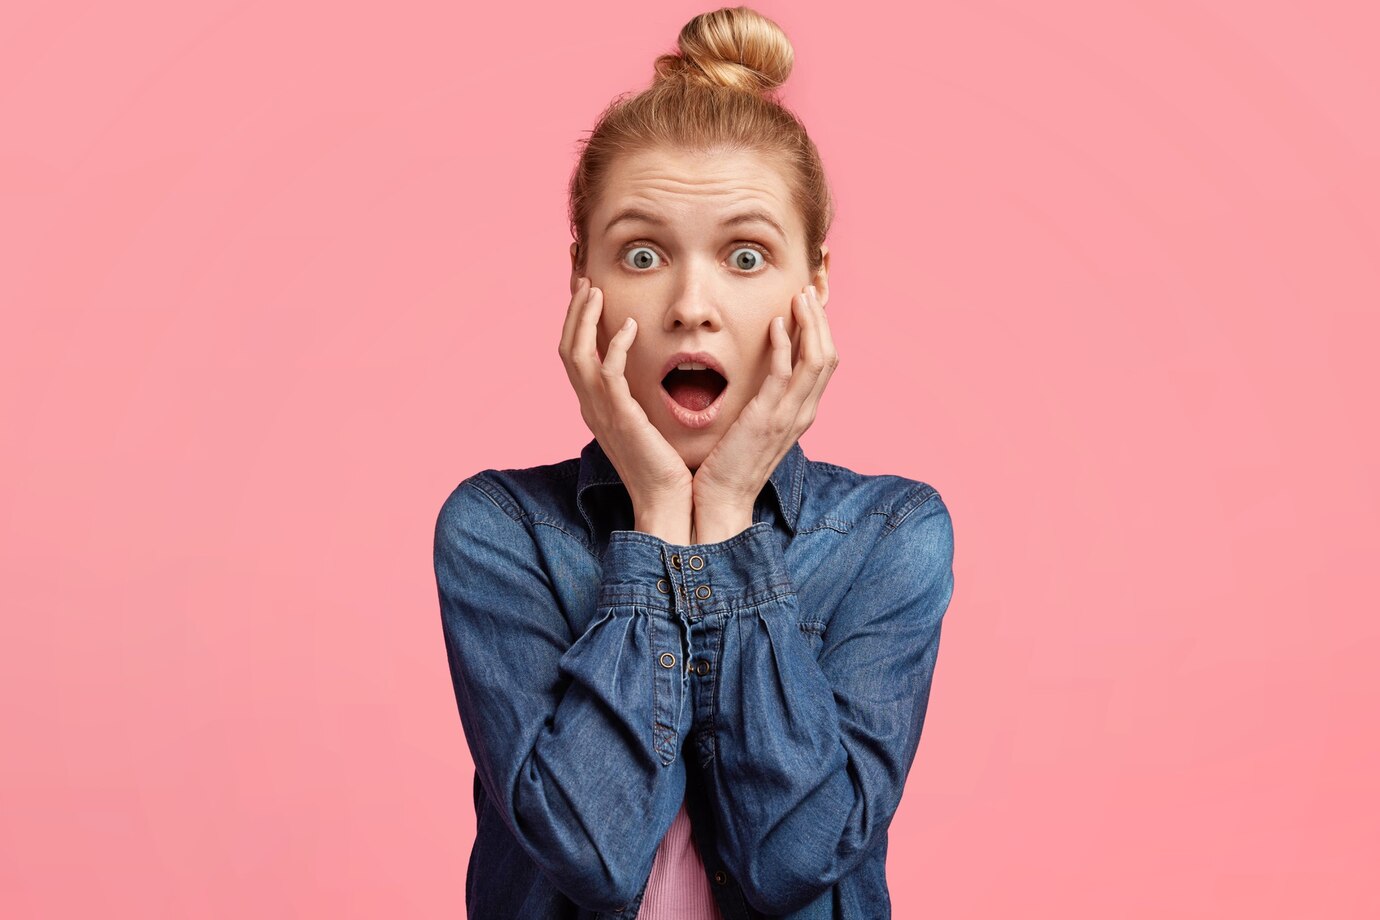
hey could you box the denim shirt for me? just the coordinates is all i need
[433,437,956,919]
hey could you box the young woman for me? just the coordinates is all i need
[433,7,956,918]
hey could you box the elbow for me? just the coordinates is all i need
[549,864,645,915]
[517,815,651,913]
[732,851,837,916]
[730,820,881,915]
[513,824,648,913]
[738,873,831,916]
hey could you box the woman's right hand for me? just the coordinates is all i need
[559,277,693,523]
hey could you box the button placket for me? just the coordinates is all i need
[676,553,718,691]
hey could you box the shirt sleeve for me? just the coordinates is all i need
[432,476,693,913]
[694,487,956,915]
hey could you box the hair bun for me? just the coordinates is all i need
[652,6,794,96]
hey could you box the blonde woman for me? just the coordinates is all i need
[434,7,956,918]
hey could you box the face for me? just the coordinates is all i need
[570,146,830,472]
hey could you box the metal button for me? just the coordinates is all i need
[656,578,669,594]
[696,659,711,675]
[659,652,676,669]
[696,584,712,600]
[670,553,682,570]
[713,869,728,885]
[689,554,704,571]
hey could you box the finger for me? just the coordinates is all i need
[800,285,839,411]
[599,316,640,407]
[559,276,591,358]
[571,284,605,387]
[810,285,836,360]
[801,284,826,373]
[781,288,826,415]
[752,314,794,409]
[769,315,792,382]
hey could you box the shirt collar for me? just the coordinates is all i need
[576,436,807,540]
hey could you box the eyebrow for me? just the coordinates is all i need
[602,207,789,243]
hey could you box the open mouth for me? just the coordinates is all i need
[661,367,729,412]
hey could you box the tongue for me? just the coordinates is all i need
[665,370,723,411]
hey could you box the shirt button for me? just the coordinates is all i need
[688,554,705,571]
[659,652,676,669]
[713,869,728,885]
[655,578,669,594]
[695,584,712,600]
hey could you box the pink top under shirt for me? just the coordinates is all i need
[637,796,724,919]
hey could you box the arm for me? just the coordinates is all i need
[696,487,956,914]
[432,476,692,912]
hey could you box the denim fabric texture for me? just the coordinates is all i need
[433,436,956,919]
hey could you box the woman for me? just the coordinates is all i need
[433,7,956,918]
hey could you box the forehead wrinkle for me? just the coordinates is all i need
[598,152,799,245]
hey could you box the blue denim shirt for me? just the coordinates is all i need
[433,437,956,918]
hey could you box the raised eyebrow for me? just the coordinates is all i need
[603,207,788,243]
[720,209,788,244]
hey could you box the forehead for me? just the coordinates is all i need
[595,147,799,242]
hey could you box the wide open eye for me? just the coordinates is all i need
[623,246,662,271]
[729,246,767,273]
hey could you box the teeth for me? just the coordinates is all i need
[675,362,710,371]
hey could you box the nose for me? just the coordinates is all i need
[663,261,721,331]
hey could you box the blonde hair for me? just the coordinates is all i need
[568,6,834,275]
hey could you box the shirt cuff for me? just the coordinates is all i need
[606,522,795,614]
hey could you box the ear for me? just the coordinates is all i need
[810,244,831,308]
[569,242,581,295]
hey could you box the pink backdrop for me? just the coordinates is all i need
[3,1,1377,917]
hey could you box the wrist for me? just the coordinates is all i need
[692,499,755,545]
[634,498,692,544]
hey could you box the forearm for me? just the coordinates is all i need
[692,495,955,915]
[436,480,694,911]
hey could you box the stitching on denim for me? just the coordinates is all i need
[884,485,941,535]
[705,609,728,767]
[525,514,599,561]
[464,477,526,524]
[532,519,578,540]
[797,517,851,535]
[647,607,667,765]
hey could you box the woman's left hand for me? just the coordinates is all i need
[692,283,839,535]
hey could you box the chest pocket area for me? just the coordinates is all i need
[798,621,825,659]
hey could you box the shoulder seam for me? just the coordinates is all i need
[883,483,941,536]
[461,475,527,525]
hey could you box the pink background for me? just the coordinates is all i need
[3,1,1377,916]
